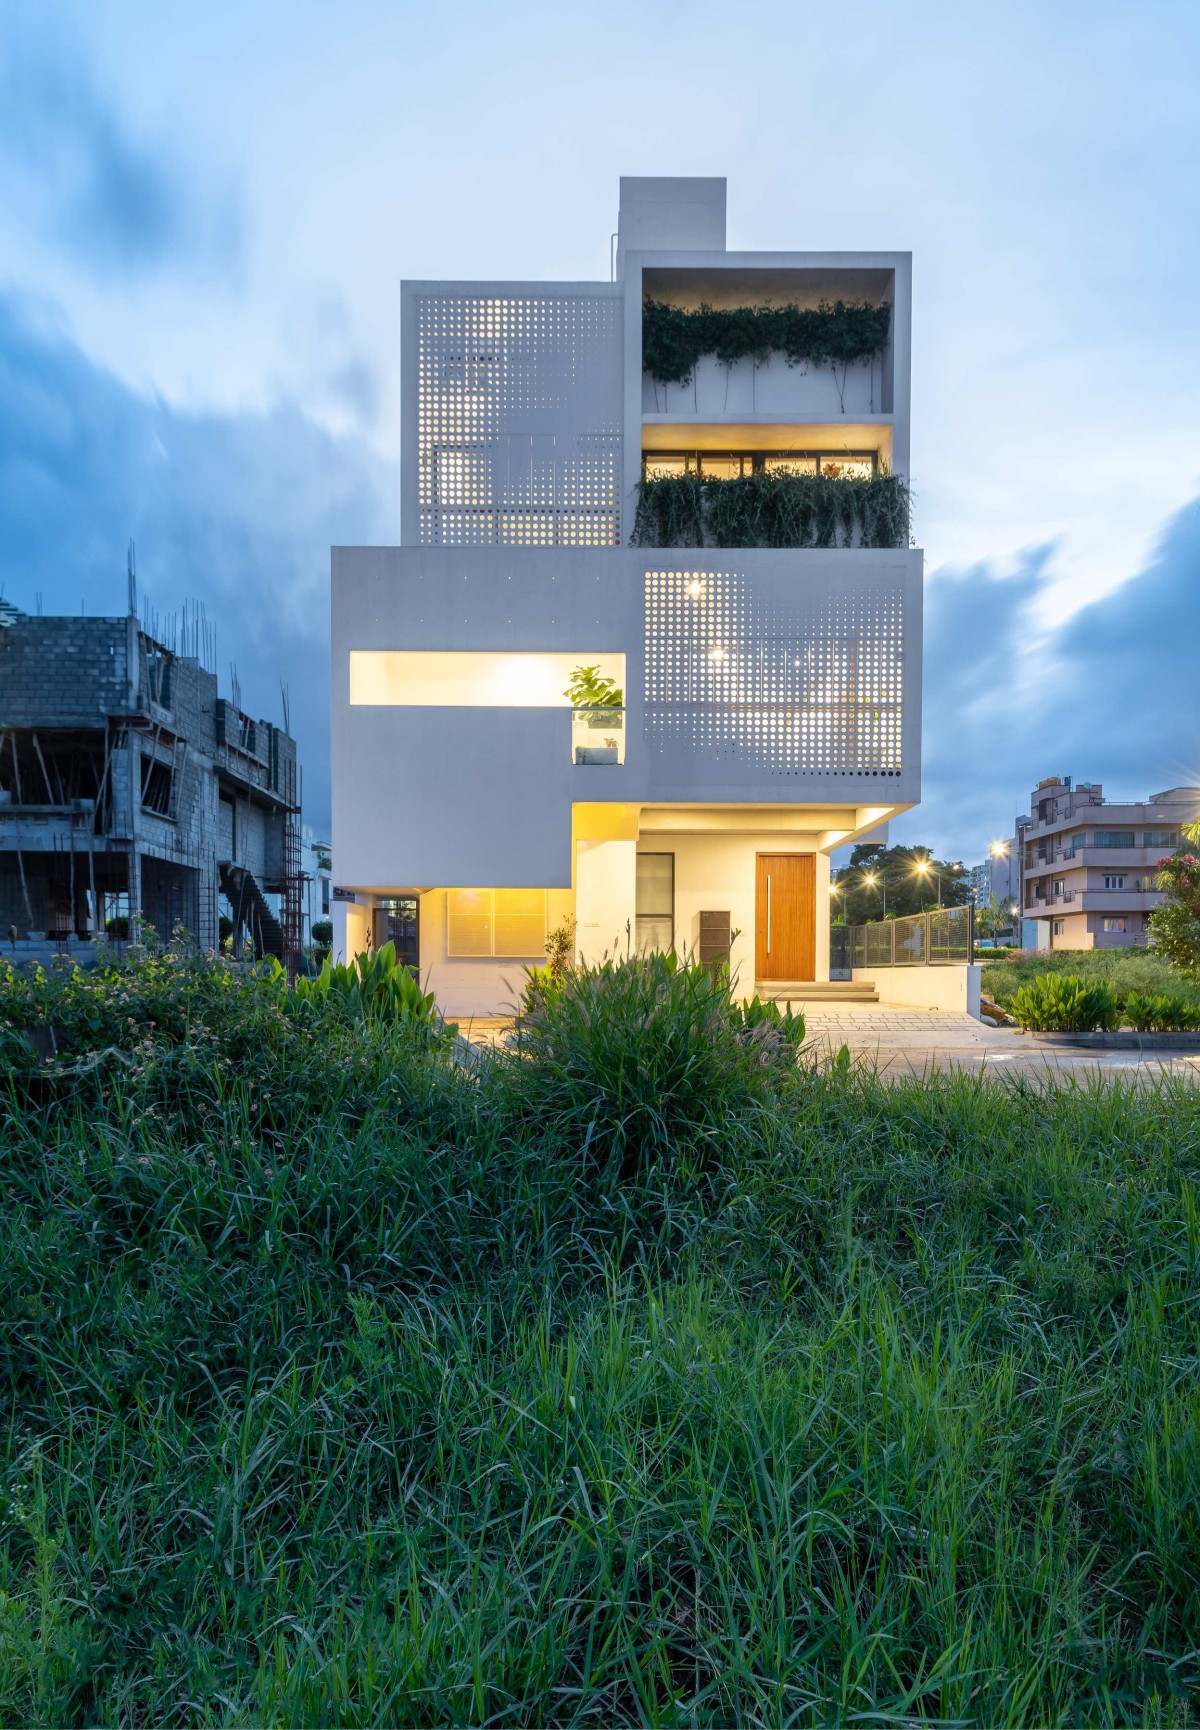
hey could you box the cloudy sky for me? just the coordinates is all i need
[2,0,1198,855]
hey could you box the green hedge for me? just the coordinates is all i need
[632,470,910,550]
[642,298,891,386]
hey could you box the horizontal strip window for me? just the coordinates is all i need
[1143,830,1179,847]
[642,450,878,481]
[446,889,547,958]
[350,651,625,707]
[1088,832,1136,848]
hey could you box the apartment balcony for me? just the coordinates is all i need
[1075,890,1164,914]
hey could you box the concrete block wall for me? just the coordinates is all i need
[0,618,136,725]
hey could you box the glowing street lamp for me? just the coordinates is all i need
[863,870,885,917]
[913,856,945,907]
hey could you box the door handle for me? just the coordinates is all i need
[766,873,772,953]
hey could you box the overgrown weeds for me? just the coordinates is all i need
[1,950,1199,1723]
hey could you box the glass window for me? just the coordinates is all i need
[494,889,547,957]
[1093,831,1135,848]
[1143,830,1179,847]
[1102,917,1127,932]
[643,454,692,477]
[698,455,744,480]
[1103,875,1124,890]
[763,454,818,476]
[1051,920,1064,936]
[1052,878,1065,896]
[447,889,547,958]
[636,853,674,954]
[447,890,492,957]
[375,897,420,969]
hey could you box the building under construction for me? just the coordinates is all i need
[0,607,303,967]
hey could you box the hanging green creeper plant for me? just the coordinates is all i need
[641,299,892,387]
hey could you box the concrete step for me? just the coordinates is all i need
[755,980,879,1004]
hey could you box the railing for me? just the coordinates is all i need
[831,903,975,971]
[571,708,625,766]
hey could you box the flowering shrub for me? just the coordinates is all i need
[1147,850,1200,980]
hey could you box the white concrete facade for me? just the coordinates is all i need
[332,177,923,1013]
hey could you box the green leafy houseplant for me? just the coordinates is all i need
[642,299,891,387]
[564,665,624,754]
[1011,974,1120,1034]
[632,469,910,551]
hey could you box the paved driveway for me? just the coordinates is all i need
[802,1003,1200,1080]
[460,1005,1200,1082]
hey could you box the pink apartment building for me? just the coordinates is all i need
[1020,776,1200,950]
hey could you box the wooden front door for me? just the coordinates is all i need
[755,854,816,981]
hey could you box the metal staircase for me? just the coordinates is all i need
[219,862,283,960]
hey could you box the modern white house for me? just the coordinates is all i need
[332,177,922,1014]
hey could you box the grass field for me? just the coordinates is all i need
[982,943,1200,1010]
[2,950,1199,1724]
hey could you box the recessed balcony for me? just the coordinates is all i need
[639,273,895,421]
[631,467,910,550]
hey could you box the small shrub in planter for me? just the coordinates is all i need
[1011,975,1120,1033]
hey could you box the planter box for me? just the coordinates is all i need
[575,746,618,766]
[1019,1029,1200,1050]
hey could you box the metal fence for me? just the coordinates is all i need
[830,903,974,971]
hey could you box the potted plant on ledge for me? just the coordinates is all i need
[566,664,624,765]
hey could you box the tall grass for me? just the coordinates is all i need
[1,952,1199,1723]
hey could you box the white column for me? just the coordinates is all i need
[575,838,636,965]
[815,851,831,980]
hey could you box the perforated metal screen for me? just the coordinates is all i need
[417,292,622,546]
[643,568,905,777]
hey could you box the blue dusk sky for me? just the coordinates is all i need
[2,0,1198,857]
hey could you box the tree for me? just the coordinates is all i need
[831,844,972,928]
[1146,831,1200,979]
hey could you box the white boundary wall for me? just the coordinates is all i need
[853,965,981,1017]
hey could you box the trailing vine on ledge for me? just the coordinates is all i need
[631,470,911,551]
[641,299,891,387]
